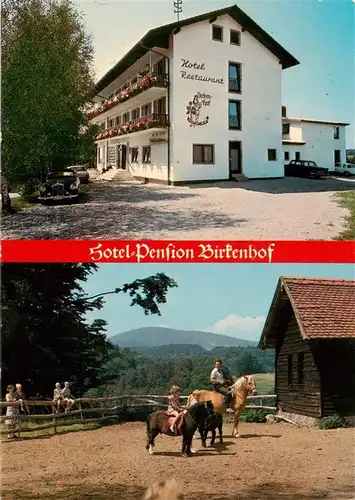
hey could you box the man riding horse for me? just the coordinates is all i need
[210,359,233,409]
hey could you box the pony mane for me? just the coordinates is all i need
[231,375,251,390]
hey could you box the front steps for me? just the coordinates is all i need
[92,168,141,184]
[111,169,142,185]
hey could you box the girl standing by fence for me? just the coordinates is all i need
[5,385,19,439]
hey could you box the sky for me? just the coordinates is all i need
[82,263,354,341]
[74,0,355,147]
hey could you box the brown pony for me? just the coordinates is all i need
[186,375,257,438]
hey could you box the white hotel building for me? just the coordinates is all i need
[89,4,349,185]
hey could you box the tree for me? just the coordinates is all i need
[2,0,95,191]
[1,264,178,397]
[1,168,13,213]
[76,123,100,167]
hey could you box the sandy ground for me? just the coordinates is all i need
[1,177,353,240]
[2,422,354,500]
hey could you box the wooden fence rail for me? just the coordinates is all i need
[1,394,276,438]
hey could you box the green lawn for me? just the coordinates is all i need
[252,373,275,394]
[8,196,33,213]
[334,191,355,240]
[4,185,90,214]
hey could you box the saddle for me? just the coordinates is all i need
[164,411,184,434]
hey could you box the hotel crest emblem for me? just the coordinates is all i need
[186,92,212,127]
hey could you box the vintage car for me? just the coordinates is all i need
[334,162,355,176]
[67,165,90,184]
[38,169,80,204]
[285,160,329,179]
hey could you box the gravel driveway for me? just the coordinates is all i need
[1,177,353,240]
[2,422,354,499]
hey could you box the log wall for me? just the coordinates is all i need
[313,339,355,417]
[276,315,321,417]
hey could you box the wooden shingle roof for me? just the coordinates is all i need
[259,277,355,349]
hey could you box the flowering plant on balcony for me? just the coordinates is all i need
[87,73,167,119]
[95,114,168,141]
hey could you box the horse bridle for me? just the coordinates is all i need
[185,402,214,428]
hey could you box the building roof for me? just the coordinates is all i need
[94,4,299,94]
[259,277,355,349]
[283,117,350,127]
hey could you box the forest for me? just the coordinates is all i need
[86,345,275,397]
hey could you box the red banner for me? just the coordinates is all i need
[1,240,354,263]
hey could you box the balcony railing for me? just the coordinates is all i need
[96,113,169,140]
[88,72,169,120]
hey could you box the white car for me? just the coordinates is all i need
[335,163,355,176]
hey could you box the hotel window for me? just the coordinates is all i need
[284,151,290,161]
[100,122,105,130]
[228,63,241,93]
[141,102,152,116]
[142,146,151,163]
[295,152,300,160]
[228,100,241,130]
[282,123,290,135]
[122,112,130,123]
[212,25,223,42]
[131,147,139,163]
[115,116,121,126]
[108,119,114,128]
[268,149,277,161]
[334,126,340,139]
[131,108,140,120]
[230,29,241,46]
[192,144,215,165]
[153,97,166,115]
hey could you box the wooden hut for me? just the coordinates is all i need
[259,277,355,422]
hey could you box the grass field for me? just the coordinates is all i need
[252,372,275,394]
[334,191,355,240]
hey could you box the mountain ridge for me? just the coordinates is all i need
[110,326,257,350]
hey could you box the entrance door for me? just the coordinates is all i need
[229,141,242,178]
[116,145,121,168]
[121,145,127,170]
[334,150,341,166]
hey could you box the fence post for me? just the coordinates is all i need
[16,414,21,439]
[78,402,84,421]
[52,415,57,434]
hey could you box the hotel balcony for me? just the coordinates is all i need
[95,113,169,141]
[88,72,169,120]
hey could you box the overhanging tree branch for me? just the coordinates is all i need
[75,273,178,316]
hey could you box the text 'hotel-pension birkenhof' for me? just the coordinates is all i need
[87,4,349,185]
